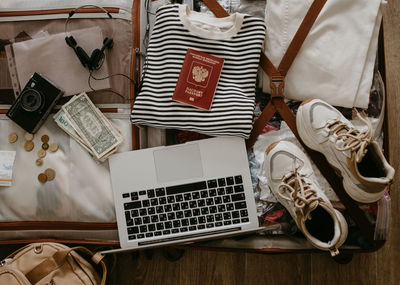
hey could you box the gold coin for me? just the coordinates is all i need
[38,149,46,158]
[8,133,18,143]
[42,143,49,150]
[24,133,34,141]
[44,168,56,181]
[24,141,34,152]
[38,173,47,183]
[49,143,59,152]
[41,135,50,143]
[36,158,43,166]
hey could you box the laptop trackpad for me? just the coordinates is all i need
[154,143,204,184]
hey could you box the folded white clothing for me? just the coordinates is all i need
[261,0,383,108]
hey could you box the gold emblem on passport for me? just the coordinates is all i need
[192,65,209,83]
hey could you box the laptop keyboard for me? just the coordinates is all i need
[122,175,249,241]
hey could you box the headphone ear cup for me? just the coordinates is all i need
[88,48,104,71]
[74,46,90,68]
[65,36,77,48]
[102,37,114,50]
[89,37,113,70]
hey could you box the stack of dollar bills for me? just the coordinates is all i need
[54,92,123,162]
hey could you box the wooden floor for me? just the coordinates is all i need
[1,3,399,285]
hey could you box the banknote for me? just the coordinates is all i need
[55,107,123,147]
[62,93,123,159]
[53,108,89,148]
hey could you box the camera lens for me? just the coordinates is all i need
[21,89,43,112]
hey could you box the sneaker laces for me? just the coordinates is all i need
[326,111,373,163]
[278,160,320,221]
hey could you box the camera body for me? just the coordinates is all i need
[6,73,63,134]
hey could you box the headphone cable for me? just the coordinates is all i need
[88,70,136,102]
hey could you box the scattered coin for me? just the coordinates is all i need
[24,141,34,152]
[38,149,46,158]
[42,143,49,150]
[8,133,18,144]
[36,158,43,166]
[41,135,50,143]
[24,133,34,141]
[38,173,47,183]
[49,143,59,152]
[44,168,56,181]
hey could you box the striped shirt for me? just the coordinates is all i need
[131,4,266,138]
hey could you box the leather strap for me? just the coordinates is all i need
[275,0,327,77]
[25,250,69,283]
[131,0,141,150]
[249,0,327,147]
[202,0,229,18]
[25,246,107,285]
[203,0,378,245]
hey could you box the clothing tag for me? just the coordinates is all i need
[172,49,224,110]
[0,150,16,187]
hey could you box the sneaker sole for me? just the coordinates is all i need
[296,99,384,203]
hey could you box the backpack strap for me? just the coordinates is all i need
[203,0,378,245]
[25,246,107,285]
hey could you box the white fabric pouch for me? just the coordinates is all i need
[0,105,131,223]
[261,0,384,108]
[7,26,110,96]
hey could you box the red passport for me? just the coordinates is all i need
[172,49,224,110]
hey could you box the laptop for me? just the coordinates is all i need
[103,136,260,252]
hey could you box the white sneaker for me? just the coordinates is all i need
[265,141,348,256]
[296,98,395,203]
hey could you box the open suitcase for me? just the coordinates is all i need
[0,0,392,263]
[181,0,392,261]
[0,0,141,245]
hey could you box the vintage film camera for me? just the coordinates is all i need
[6,73,63,134]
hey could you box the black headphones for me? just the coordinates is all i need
[65,5,114,71]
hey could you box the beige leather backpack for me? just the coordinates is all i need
[0,243,107,285]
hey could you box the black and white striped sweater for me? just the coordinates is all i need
[131,4,266,138]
